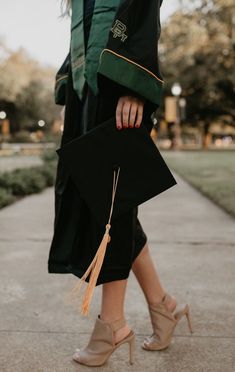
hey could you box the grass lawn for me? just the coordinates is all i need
[161,150,235,219]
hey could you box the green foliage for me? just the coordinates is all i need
[162,149,235,218]
[38,163,57,187]
[0,187,15,208]
[40,149,58,163]
[15,79,60,131]
[160,0,235,124]
[0,43,61,132]
[0,168,47,196]
[0,153,57,209]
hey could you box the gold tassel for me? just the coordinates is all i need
[65,166,120,316]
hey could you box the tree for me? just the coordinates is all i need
[160,0,235,126]
[0,40,61,133]
[16,80,59,131]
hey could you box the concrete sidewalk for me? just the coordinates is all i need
[0,172,235,372]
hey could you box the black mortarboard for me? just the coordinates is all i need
[56,117,177,315]
[56,117,176,225]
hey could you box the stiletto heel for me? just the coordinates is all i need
[128,335,135,365]
[185,306,193,334]
[142,293,193,351]
[73,314,135,366]
[174,303,193,334]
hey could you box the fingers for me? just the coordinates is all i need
[129,103,138,128]
[116,98,124,130]
[122,101,133,128]
[116,96,144,130]
[135,104,143,128]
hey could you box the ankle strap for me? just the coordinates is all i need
[98,315,126,331]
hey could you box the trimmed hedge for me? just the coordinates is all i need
[0,154,57,209]
[0,188,16,208]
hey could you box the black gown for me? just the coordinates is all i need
[47,0,155,285]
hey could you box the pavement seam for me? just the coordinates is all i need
[149,240,235,246]
[0,238,51,242]
[0,330,235,339]
[1,239,235,246]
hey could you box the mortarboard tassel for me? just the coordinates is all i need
[66,166,121,316]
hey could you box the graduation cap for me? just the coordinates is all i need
[56,116,177,315]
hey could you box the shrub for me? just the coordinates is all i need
[0,150,57,209]
[0,165,56,199]
[37,163,56,187]
[0,168,47,196]
[0,187,16,208]
[40,149,58,163]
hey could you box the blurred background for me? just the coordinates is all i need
[1,3,234,370]
[0,0,234,218]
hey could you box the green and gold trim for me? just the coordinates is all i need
[54,73,69,105]
[98,48,164,106]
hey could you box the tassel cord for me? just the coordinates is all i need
[66,166,121,315]
[107,166,120,225]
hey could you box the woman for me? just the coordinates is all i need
[48,0,193,366]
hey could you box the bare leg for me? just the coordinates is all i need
[100,279,132,343]
[132,243,177,311]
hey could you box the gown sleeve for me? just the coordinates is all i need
[97,0,164,109]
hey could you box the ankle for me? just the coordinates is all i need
[148,292,177,312]
[148,292,166,307]
[99,314,124,323]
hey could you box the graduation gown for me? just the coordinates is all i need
[48,0,164,285]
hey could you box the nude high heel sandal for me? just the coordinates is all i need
[142,293,193,351]
[73,314,135,366]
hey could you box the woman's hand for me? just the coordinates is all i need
[116,95,145,130]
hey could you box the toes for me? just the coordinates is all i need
[73,350,81,362]
[142,340,151,350]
